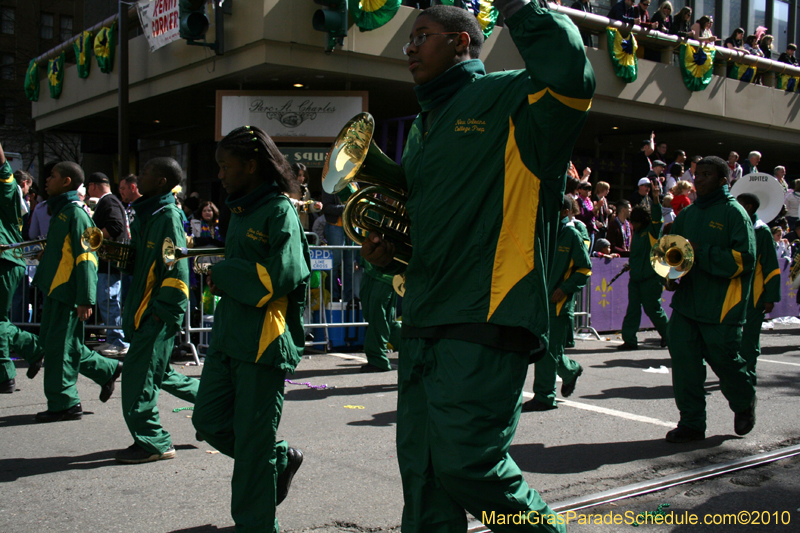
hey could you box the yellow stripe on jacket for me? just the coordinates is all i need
[134,262,158,329]
[49,236,74,295]
[256,296,288,362]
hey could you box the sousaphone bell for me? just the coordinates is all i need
[730,173,786,223]
[651,235,694,280]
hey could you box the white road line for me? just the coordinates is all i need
[522,391,675,428]
[759,358,800,367]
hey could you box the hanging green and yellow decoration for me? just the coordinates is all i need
[678,43,715,91]
[349,0,401,31]
[777,73,799,92]
[73,31,93,79]
[607,27,638,83]
[439,0,498,39]
[94,23,116,74]
[47,52,65,99]
[728,62,756,83]
[24,60,40,102]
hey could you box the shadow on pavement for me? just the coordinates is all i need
[510,436,736,475]
[589,357,673,369]
[348,410,397,427]
[290,364,372,380]
[0,449,116,482]
[169,526,235,533]
[285,383,397,401]
[579,385,676,401]
[0,411,95,428]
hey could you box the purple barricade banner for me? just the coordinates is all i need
[589,257,798,333]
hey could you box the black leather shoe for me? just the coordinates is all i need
[561,366,583,398]
[27,357,44,379]
[665,425,705,443]
[616,343,638,351]
[100,361,123,403]
[0,378,15,394]
[660,337,668,348]
[196,432,205,442]
[35,403,83,423]
[277,447,304,505]
[521,399,557,412]
[115,443,175,464]
[359,363,390,373]
[734,397,757,436]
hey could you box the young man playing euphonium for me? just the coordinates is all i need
[115,157,200,464]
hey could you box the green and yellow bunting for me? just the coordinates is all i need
[47,53,65,99]
[438,0,499,39]
[24,60,39,102]
[94,24,116,74]
[678,43,715,91]
[73,31,93,79]
[607,27,637,83]
[728,62,756,83]
[349,0,401,31]
[777,73,799,92]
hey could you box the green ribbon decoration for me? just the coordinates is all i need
[24,60,39,102]
[349,0,401,31]
[94,24,116,74]
[778,73,800,92]
[678,43,715,91]
[47,52,65,99]
[73,31,93,79]
[606,27,638,83]
[728,62,756,83]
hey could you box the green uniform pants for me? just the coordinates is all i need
[162,366,200,403]
[398,337,565,533]
[121,318,198,454]
[361,275,400,371]
[0,263,43,381]
[739,306,765,386]
[667,311,755,432]
[40,297,118,411]
[533,313,581,407]
[193,352,291,533]
[621,276,669,346]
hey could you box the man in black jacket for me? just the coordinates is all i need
[87,172,129,357]
[570,0,594,46]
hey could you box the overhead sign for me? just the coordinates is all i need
[310,249,333,270]
[279,147,329,168]
[216,91,368,142]
[137,0,181,53]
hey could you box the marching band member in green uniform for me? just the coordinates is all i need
[665,156,757,443]
[32,161,121,422]
[524,196,590,411]
[0,142,43,393]
[115,157,199,464]
[359,258,401,373]
[618,180,669,350]
[736,193,781,386]
[361,2,594,531]
[193,126,310,532]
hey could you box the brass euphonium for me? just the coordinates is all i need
[650,235,694,280]
[321,112,412,265]
[0,238,48,259]
[162,237,224,272]
[81,227,136,270]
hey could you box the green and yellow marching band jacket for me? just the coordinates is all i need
[0,161,25,268]
[750,215,781,310]
[208,182,310,372]
[552,220,592,318]
[385,3,595,348]
[33,190,98,307]
[121,193,190,335]
[670,188,756,325]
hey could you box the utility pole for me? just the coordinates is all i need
[118,0,130,178]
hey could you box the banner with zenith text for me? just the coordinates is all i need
[137,0,180,53]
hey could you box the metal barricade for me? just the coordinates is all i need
[574,282,601,340]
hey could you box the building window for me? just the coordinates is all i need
[774,0,790,54]
[40,13,54,40]
[0,8,14,35]
[0,99,13,126]
[60,15,73,42]
[0,54,14,81]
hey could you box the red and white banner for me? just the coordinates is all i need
[137,0,181,52]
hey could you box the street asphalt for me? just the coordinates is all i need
[1,324,798,532]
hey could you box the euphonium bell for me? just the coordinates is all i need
[321,112,412,264]
[81,227,136,270]
[162,237,225,271]
[650,235,694,280]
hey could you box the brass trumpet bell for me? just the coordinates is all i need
[81,227,136,270]
[81,227,104,252]
[651,235,694,280]
[162,237,225,271]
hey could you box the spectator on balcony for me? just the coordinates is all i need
[570,0,595,47]
[662,192,676,224]
[727,151,743,185]
[682,155,700,185]
[670,6,692,38]
[648,160,667,188]
[670,180,693,215]
[593,181,611,239]
[566,175,581,202]
[774,166,789,192]
[665,163,683,191]
[608,0,639,25]
[760,34,774,60]
[778,43,799,66]
[743,34,764,56]
[630,178,653,210]
[690,15,716,43]
[745,151,761,175]
[575,181,597,243]
[650,2,673,34]
[636,0,656,29]
[724,28,746,52]
[666,150,685,181]
[634,132,655,186]
[607,199,633,257]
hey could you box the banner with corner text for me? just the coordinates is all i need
[136,0,181,53]
[589,257,797,332]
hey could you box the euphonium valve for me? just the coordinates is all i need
[650,235,694,280]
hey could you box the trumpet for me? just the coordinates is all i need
[0,238,48,260]
[162,237,224,271]
[321,112,411,265]
[81,227,136,270]
[650,235,694,280]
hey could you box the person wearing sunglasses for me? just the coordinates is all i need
[361,1,595,532]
